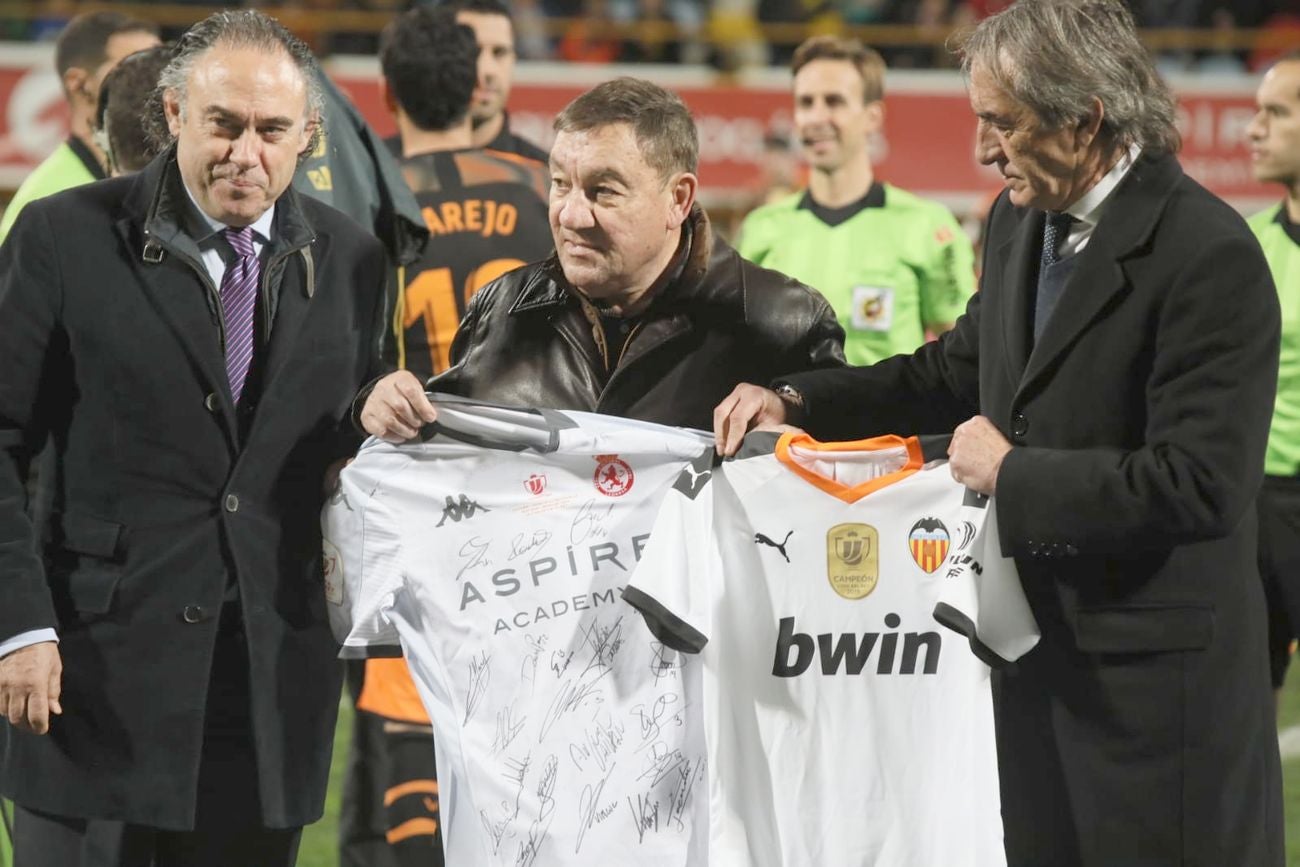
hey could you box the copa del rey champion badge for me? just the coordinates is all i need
[593,454,634,497]
[826,523,879,600]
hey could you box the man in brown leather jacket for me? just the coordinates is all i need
[359,76,845,437]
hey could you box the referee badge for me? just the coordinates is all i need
[851,285,894,332]
[827,523,879,600]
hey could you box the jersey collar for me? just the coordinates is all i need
[775,432,923,503]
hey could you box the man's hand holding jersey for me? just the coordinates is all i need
[713,383,797,456]
[360,371,439,442]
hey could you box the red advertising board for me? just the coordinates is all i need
[0,47,1274,213]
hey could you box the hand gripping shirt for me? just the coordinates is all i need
[624,432,1039,867]
[322,398,713,866]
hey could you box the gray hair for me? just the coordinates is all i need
[145,10,324,159]
[959,0,1180,156]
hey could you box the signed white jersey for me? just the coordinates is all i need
[322,399,713,866]
[625,432,1039,867]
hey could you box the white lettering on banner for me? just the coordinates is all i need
[695,114,769,162]
[7,70,62,159]
[1176,102,1258,151]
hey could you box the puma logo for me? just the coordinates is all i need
[674,459,713,500]
[755,530,794,563]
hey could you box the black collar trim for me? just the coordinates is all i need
[798,181,885,228]
[1272,204,1300,247]
[67,134,107,181]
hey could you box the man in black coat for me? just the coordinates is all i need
[0,11,387,866]
[714,1,1284,865]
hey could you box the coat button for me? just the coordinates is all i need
[224,494,239,513]
[1011,412,1029,438]
[204,392,218,413]
[182,605,206,624]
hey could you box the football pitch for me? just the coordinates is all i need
[7,680,1300,866]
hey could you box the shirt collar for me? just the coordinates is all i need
[1063,143,1141,227]
[181,178,276,246]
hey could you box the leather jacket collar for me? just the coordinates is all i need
[507,204,725,319]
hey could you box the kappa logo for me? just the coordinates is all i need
[593,455,634,497]
[436,494,491,528]
[908,517,950,574]
[524,474,547,496]
[754,530,794,563]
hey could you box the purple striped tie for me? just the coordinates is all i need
[220,226,259,405]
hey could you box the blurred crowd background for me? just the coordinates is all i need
[3,0,1300,73]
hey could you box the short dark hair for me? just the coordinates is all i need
[440,0,512,22]
[55,11,158,79]
[554,78,698,179]
[792,36,886,104]
[380,6,478,132]
[97,44,172,174]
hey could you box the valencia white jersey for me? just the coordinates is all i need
[624,432,1039,867]
[322,398,714,866]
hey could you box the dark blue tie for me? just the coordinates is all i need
[1034,211,1077,341]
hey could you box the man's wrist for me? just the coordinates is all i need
[773,383,806,426]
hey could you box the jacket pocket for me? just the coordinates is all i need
[51,513,126,615]
[1075,604,1214,654]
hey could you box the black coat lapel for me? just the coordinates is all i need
[994,207,1041,384]
[115,161,240,443]
[1017,154,1182,398]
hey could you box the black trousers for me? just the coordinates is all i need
[12,608,301,867]
[1258,475,1300,686]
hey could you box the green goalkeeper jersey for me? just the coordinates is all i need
[739,183,976,366]
[1249,203,1300,476]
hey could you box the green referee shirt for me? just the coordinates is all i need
[738,182,976,366]
[1250,203,1300,476]
[0,136,105,243]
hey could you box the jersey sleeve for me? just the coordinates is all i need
[932,492,1040,666]
[917,206,977,329]
[321,454,405,658]
[623,464,719,655]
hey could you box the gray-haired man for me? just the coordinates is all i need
[715,1,1284,864]
[0,11,387,865]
